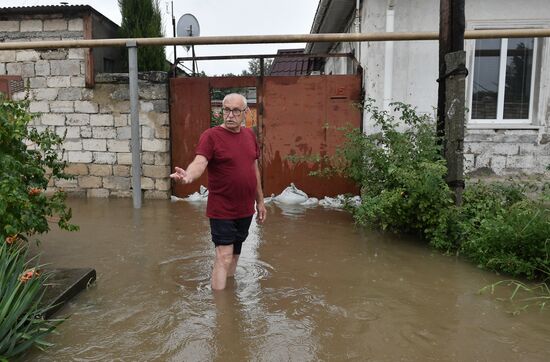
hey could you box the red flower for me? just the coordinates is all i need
[28,187,42,196]
[19,268,40,283]
[5,235,18,245]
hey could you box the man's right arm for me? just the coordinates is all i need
[170,155,208,184]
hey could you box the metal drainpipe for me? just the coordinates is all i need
[355,0,361,63]
[127,40,142,208]
[383,1,395,112]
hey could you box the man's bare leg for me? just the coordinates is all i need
[227,255,240,277]
[212,244,234,290]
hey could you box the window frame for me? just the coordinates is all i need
[469,37,537,124]
[466,20,549,128]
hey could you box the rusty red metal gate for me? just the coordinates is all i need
[170,75,361,199]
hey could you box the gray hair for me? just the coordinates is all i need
[222,93,247,109]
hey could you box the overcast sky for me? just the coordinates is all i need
[8,0,320,75]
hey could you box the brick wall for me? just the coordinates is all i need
[1,17,171,199]
[464,129,550,177]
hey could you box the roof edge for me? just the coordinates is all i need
[0,5,119,29]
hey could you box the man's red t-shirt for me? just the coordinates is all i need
[195,126,259,219]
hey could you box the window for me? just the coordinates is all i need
[470,37,536,123]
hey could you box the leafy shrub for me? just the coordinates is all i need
[339,100,454,245]
[0,97,77,359]
[460,183,550,279]
[335,99,549,280]
[0,99,77,238]
[0,242,62,360]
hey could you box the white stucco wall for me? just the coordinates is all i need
[325,0,550,176]
[355,0,550,115]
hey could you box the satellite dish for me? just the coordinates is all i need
[176,13,200,51]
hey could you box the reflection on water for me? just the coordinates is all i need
[27,199,550,361]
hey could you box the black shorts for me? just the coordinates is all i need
[209,216,253,255]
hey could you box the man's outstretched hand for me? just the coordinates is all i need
[170,166,193,184]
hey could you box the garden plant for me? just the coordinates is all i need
[0,96,77,360]
[322,99,549,308]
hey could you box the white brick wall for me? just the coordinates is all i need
[50,101,74,113]
[107,140,130,153]
[68,151,93,163]
[20,20,42,32]
[47,76,71,88]
[83,139,107,151]
[40,114,66,126]
[64,140,83,151]
[68,18,84,31]
[75,101,99,113]
[29,101,49,113]
[2,19,174,199]
[33,88,58,101]
[0,21,19,32]
[0,50,16,62]
[43,19,67,31]
[90,114,114,126]
[465,129,549,176]
[16,50,40,62]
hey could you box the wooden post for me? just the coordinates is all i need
[437,0,465,139]
[444,51,466,206]
[438,0,465,205]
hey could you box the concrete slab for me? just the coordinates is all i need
[40,268,96,318]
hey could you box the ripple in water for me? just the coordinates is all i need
[237,256,274,281]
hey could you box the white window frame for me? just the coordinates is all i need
[466,20,549,128]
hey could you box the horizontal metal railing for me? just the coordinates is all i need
[0,28,549,50]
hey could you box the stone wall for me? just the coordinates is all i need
[1,17,171,199]
[13,71,171,199]
[464,129,550,177]
[0,16,87,87]
[46,73,170,199]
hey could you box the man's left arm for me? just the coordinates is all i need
[254,160,266,223]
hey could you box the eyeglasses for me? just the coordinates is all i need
[222,107,246,116]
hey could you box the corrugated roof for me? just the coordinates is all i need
[269,48,316,76]
[0,5,119,28]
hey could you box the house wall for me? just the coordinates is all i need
[325,0,550,176]
[91,13,125,73]
[0,17,171,199]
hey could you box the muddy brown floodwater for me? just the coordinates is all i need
[25,198,550,361]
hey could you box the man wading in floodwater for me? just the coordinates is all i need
[170,93,266,290]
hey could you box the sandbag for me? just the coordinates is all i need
[273,183,308,205]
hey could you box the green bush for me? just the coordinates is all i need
[0,97,77,359]
[460,183,550,279]
[336,99,549,280]
[340,100,454,245]
[0,99,76,238]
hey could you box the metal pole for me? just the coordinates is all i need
[176,52,353,62]
[172,1,176,78]
[2,29,550,51]
[127,40,142,209]
[191,45,196,76]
